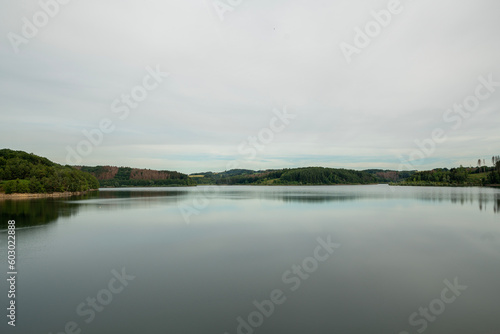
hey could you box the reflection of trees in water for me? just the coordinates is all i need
[217,187,500,213]
[428,191,500,215]
[276,194,359,203]
[1,188,499,230]
[0,192,98,229]
[477,193,500,214]
[494,195,500,214]
[209,189,361,203]
[98,190,189,199]
[84,189,191,211]
[266,189,500,214]
[0,191,190,229]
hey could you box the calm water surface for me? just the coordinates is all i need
[1,185,499,334]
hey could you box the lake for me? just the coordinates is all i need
[1,185,499,334]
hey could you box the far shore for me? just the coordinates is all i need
[1,183,498,200]
[0,190,98,201]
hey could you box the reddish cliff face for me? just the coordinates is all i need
[73,166,119,180]
[74,166,176,180]
[374,171,400,181]
[130,169,171,180]
[96,166,119,180]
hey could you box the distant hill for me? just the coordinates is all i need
[3,149,498,192]
[76,165,195,187]
[363,169,416,182]
[190,167,378,185]
[397,165,500,187]
[0,149,99,194]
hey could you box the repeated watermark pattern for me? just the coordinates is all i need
[48,268,135,334]
[235,107,296,162]
[223,235,340,334]
[7,0,73,54]
[65,65,169,165]
[178,106,296,224]
[340,0,408,64]
[398,277,467,334]
[398,73,499,171]
[206,0,245,22]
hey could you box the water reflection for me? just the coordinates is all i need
[98,188,190,199]
[180,185,500,214]
[1,186,499,230]
[0,192,96,229]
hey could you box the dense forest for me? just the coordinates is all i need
[2,149,499,193]
[76,165,195,187]
[191,159,500,187]
[488,156,500,184]
[398,157,500,186]
[0,149,99,194]
[190,167,378,185]
[363,169,416,182]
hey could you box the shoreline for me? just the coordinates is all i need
[391,183,500,188]
[0,190,98,201]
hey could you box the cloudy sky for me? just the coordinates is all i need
[1,0,499,173]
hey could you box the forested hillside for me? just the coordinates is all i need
[0,149,99,194]
[397,158,500,186]
[190,167,377,185]
[364,169,416,183]
[3,149,497,193]
[76,165,195,187]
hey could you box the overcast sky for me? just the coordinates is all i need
[1,0,499,173]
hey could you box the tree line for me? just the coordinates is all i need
[191,167,378,185]
[404,167,470,185]
[401,160,500,186]
[488,156,500,184]
[0,149,99,194]
[77,166,195,187]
